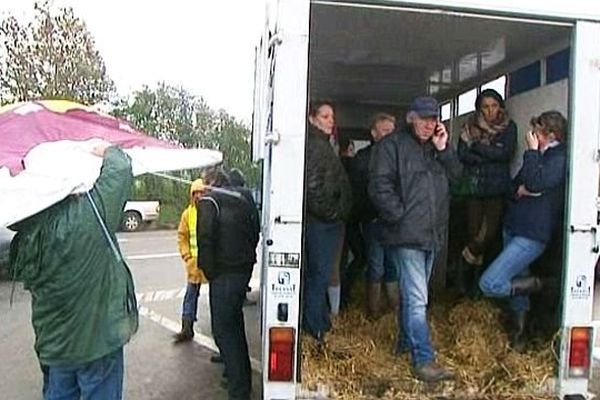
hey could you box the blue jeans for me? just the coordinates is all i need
[210,272,252,400]
[388,247,435,367]
[303,218,344,338]
[182,282,201,321]
[364,221,397,283]
[42,347,124,400]
[479,230,546,312]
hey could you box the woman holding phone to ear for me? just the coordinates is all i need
[478,111,567,352]
[456,89,517,296]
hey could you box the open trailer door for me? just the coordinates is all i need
[252,1,310,399]
[558,20,600,399]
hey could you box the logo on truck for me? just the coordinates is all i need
[570,274,591,300]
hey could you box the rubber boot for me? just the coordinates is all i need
[367,283,381,318]
[384,281,400,313]
[510,276,543,296]
[173,318,194,343]
[509,311,527,352]
[454,257,474,296]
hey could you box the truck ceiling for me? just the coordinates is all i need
[309,2,571,108]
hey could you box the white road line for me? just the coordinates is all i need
[136,278,262,303]
[127,252,180,260]
[138,305,261,372]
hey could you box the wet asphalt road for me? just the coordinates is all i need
[0,230,263,400]
[2,229,600,399]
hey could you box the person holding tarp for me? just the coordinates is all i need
[9,141,137,400]
[479,111,567,352]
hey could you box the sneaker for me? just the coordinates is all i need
[412,362,455,382]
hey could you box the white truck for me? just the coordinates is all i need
[121,201,160,232]
[252,1,600,399]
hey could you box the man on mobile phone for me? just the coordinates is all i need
[368,96,462,382]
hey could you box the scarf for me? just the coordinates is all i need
[461,108,510,146]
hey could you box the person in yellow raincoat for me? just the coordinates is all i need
[173,178,209,343]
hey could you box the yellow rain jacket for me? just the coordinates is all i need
[177,179,208,284]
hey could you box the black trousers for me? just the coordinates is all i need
[210,271,252,400]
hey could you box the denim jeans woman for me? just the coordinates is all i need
[478,111,568,351]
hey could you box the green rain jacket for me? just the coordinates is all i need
[9,147,138,366]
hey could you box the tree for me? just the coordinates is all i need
[0,1,114,105]
[113,83,260,224]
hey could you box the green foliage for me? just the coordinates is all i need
[113,83,260,224]
[0,1,115,105]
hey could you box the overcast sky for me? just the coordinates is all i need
[1,0,267,122]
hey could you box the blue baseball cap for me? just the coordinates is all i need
[409,96,439,118]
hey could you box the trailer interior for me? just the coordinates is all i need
[304,0,600,395]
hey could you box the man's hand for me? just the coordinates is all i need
[90,140,112,158]
[515,184,541,199]
[432,122,448,151]
[526,131,539,151]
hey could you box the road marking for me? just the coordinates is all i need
[138,305,261,372]
[136,278,261,303]
[127,252,180,260]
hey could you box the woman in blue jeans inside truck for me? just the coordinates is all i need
[479,111,567,352]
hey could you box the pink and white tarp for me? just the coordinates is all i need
[0,100,222,227]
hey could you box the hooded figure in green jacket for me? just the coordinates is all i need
[9,142,138,400]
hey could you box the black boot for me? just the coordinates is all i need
[509,311,527,352]
[173,318,194,343]
[510,276,543,296]
[455,257,474,296]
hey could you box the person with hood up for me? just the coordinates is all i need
[9,141,137,400]
[173,178,209,343]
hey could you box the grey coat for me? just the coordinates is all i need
[368,131,463,250]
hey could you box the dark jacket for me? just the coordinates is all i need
[458,120,517,197]
[196,187,260,280]
[346,144,377,223]
[368,131,463,250]
[305,125,352,222]
[504,144,566,243]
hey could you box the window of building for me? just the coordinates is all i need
[440,102,451,121]
[481,75,507,97]
[546,48,570,84]
[509,61,541,96]
[457,88,477,115]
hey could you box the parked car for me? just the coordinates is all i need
[121,201,160,232]
[0,227,15,279]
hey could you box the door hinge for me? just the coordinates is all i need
[570,224,600,253]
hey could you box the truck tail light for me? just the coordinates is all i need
[568,326,592,378]
[268,327,295,381]
[156,204,161,213]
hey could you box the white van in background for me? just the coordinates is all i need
[122,201,160,232]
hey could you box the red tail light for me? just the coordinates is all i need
[568,326,592,378]
[268,327,295,381]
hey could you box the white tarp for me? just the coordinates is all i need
[0,139,222,228]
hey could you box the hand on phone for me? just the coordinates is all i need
[432,122,448,151]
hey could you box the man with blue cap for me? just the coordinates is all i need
[368,96,462,382]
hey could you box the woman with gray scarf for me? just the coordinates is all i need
[456,89,517,295]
